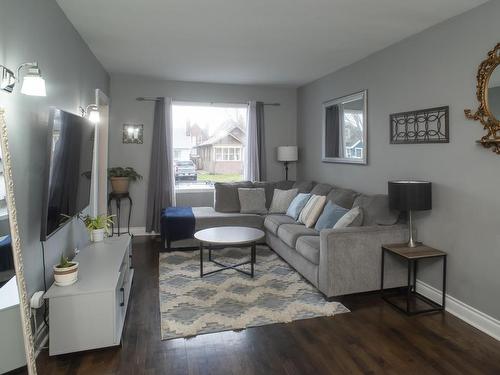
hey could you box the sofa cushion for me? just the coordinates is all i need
[296,236,320,265]
[286,193,311,220]
[269,188,299,214]
[298,195,327,228]
[353,194,399,226]
[192,207,264,231]
[275,180,296,191]
[238,188,267,214]
[277,224,318,248]
[333,206,363,229]
[326,187,359,209]
[310,183,334,196]
[314,201,349,231]
[264,214,297,235]
[214,181,253,212]
[293,181,315,193]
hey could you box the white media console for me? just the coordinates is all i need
[44,235,134,355]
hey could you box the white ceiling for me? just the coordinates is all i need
[56,0,487,87]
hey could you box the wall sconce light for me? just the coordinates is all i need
[79,104,100,124]
[123,124,144,144]
[0,61,46,96]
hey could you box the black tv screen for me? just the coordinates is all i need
[40,108,94,241]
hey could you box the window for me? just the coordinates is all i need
[172,103,248,189]
[214,146,242,161]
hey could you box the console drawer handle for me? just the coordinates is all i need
[120,287,125,307]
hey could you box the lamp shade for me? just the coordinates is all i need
[388,180,432,211]
[277,146,298,162]
[21,66,46,96]
[88,109,100,123]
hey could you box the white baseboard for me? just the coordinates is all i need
[416,280,500,341]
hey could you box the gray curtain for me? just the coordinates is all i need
[244,101,266,181]
[146,97,175,233]
[256,101,266,181]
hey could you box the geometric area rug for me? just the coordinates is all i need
[159,245,349,340]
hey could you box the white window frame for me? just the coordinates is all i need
[213,146,242,161]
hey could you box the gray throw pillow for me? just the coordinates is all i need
[238,188,268,214]
[334,206,364,229]
[269,188,299,214]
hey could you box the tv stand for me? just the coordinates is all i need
[44,235,134,355]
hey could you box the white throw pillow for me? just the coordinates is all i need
[269,188,299,214]
[298,195,327,228]
[333,206,362,229]
[238,188,267,214]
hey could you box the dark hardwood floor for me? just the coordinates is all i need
[36,236,500,374]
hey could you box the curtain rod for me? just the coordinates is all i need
[135,97,280,106]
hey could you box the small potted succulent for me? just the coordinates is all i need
[53,253,78,287]
[108,167,143,194]
[80,214,114,242]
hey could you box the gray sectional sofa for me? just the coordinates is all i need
[178,180,407,299]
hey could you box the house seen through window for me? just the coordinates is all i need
[172,103,248,189]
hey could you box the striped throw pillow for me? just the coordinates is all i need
[298,195,327,228]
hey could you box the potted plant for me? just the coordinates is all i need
[80,214,114,242]
[53,253,78,286]
[108,167,143,194]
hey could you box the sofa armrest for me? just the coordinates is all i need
[318,225,408,297]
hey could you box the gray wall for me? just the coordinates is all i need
[109,74,297,227]
[297,0,500,319]
[0,0,109,295]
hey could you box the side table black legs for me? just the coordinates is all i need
[108,192,133,236]
[381,244,447,315]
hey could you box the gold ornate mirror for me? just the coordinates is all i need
[465,43,500,154]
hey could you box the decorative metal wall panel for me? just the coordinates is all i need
[390,106,449,144]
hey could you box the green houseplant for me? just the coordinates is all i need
[108,167,143,194]
[53,253,79,286]
[80,214,114,242]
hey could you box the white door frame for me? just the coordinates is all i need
[90,89,110,216]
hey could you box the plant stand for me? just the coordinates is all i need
[107,192,132,236]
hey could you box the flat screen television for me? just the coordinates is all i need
[40,108,95,241]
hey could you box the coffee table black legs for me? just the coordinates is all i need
[200,242,256,278]
[199,242,204,277]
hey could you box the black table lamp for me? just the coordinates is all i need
[388,180,432,248]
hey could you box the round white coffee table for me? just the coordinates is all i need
[194,226,265,278]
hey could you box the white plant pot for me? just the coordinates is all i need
[91,228,105,242]
[53,262,79,287]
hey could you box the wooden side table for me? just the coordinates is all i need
[381,243,447,315]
